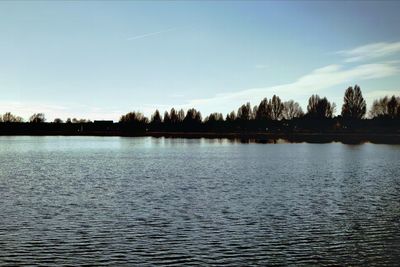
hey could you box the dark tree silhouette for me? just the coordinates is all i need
[205,112,224,122]
[369,96,388,118]
[307,95,336,118]
[178,109,185,123]
[369,95,400,118]
[226,111,236,122]
[184,108,202,123]
[163,111,171,124]
[341,85,366,119]
[119,111,148,123]
[53,118,63,123]
[387,95,399,118]
[2,112,23,123]
[255,98,272,121]
[282,100,304,120]
[151,110,162,124]
[29,113,46,123]
[169,108,179,124]
[237,102,252,121]
[269,95,284,120]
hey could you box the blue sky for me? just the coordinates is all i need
[0,1,400,121]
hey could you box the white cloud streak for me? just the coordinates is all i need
[338,41,400,62]
[167,62,400,116]
[127,27,177,41]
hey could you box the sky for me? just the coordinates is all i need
[0,1,400,122]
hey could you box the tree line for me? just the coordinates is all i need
[1,85,399,133]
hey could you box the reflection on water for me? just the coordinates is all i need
[0,137,399,265]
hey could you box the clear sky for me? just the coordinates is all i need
[1,1,400,121]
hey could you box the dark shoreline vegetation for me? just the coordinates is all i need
[1,85,399,144]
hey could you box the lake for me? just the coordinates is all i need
[0,136,399,266]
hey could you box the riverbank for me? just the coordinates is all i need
[1,130,400,144]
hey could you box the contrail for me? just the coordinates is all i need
[127,27,177,41]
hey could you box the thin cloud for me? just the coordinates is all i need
[338,41,400,62]
[172,61,400,115]
[127,27,177,41]
[255,64,269,69]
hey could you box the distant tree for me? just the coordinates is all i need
[282,100,304,120]
[269,95,284,120]
[2,112,23,122]
[151,110,162,124]
[72,118,90,123]
[368,96,400,118]
[237,102,252,121]
[205,112,224,123]
[169,108,179,124]
[387,95,399,118]
[184,108,202,123]
[226,111,236,122]
[255,98,271,121]
[66,118,72,123]
[163,111,171,124]
[177,109,185,123]
[341,85,366,119]
[252,105,258,120]
[119,111,148,123]
[307,95,336,118]
[29,113,46,123]
[53,118,63,123]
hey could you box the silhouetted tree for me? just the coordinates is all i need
[184,108,202,123]
[307,95,336,118]
[269,95,284,120]
[226,111,236,122]
[66,118,72,123]
[53,118,63,123]
[341,85,366,119]
[237,102,252,121]
[169,108,179,124]
[119,111,148,123]
[205,112,224,123]
[387,95,400,118]
[72,118,91,123]
[255,98,272,121]
[178,109,185,123]
[29,113,46,123]
[151,110,162,124]
[283,100,304,120]
[163,111,171,125]
[2,112,23,123]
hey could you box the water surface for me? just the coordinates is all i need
[0,136,399,266]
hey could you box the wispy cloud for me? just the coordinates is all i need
[338,41,400,62]
[170,61,400,115]
[255,64,268,69]
[127,27,177,41]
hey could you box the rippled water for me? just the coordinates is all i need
[0,136,399,266]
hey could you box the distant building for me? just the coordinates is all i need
[94,120,114,124]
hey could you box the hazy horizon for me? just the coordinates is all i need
[1,1,400,121]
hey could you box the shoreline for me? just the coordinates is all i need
[1,131,399,144]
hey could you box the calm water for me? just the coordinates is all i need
[0,136,399,266]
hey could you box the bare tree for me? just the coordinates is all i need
[307,95,336,118]
[237,102,252,121]
[283,100,304,120]
[269,95,284,120]
[29,113,46,123]
[2,112,23,122]
[255,98,271,121]
[226,111,236,122]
